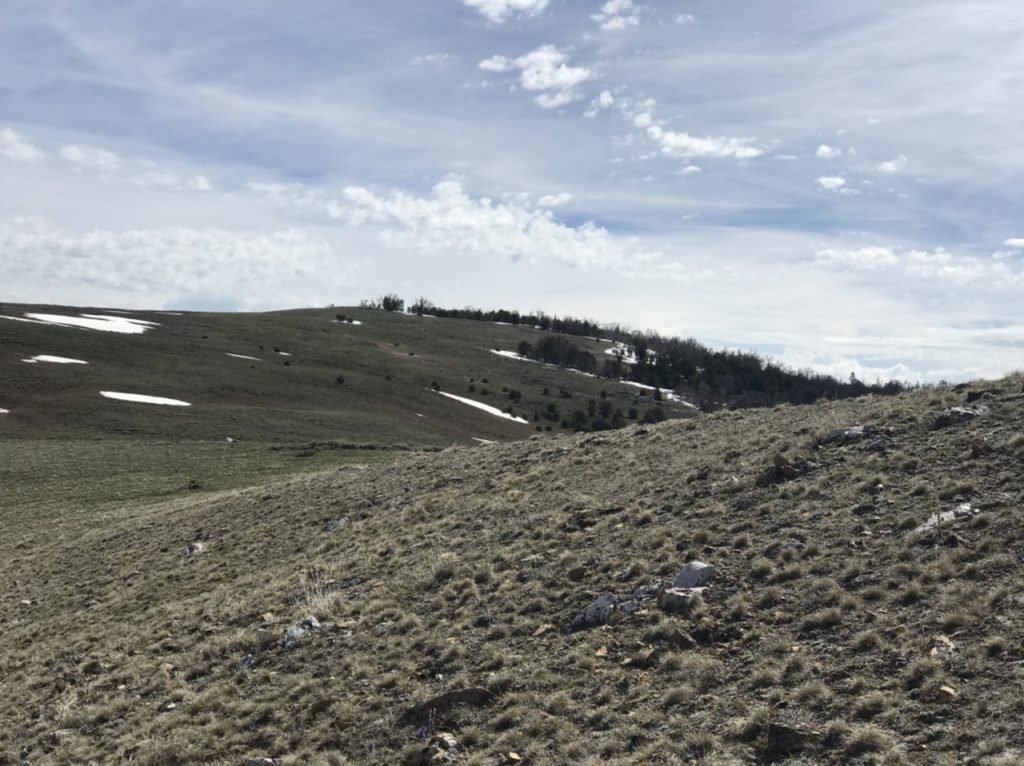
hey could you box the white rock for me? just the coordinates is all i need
[674,561,715,588]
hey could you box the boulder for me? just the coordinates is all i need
[912,503,978,535]
[404,732,463,765]
[674,561,715,589]
[568,592,617,631]
[657,587,704,614]
[325,518,347,532]
[184,542,204,557]
[283,615,321,650]
[933,407,984,429]
[824,425,871,444]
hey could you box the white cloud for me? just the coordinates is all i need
[60,144,121,172]
[676,13,696,24]
[462,0,549,22]
[815,246,898,270]
[132,171,214,192]
[1,128,44,163]
[877,154,908,173]
[0,216,346,307]
[816,144,842,159]
[678,165,701,175]
[645,125,763,160]
[481,45,592,109]
[598,90,614,108]
[814,244,1021,285]
[478,55,512,72]
[633,112,652,128]
[537,192,573,207]
[592,0,639,31]
[816,175,847,191]
[1005,238,1024,248]
[412,53,452,66]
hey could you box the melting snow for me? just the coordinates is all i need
[226,353,262,361]
[332,319,363,325]
[490,349,540,363]
[22,355,88,364]
[100,391,191,406]
[436,391,529,424]
[276,351,292,357]
[472,437,496,444]
[0,408,9,415]
[23,313,159,334]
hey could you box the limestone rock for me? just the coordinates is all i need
[568,592,617,631]
[824,425,871,444]
[933,407,984,429]
[912,503,978,535]
[404,733,463,765]
[657,587,704,614]
[674,561,715,589]
[184,542,204,557]
[284,615,321,649]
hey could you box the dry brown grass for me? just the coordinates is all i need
[2,376,1024,763]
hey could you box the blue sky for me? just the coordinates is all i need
[2,0,1023,383]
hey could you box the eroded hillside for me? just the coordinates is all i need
[3,376,1023,765]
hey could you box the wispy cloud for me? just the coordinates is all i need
[816,144,842,159]
[60,144,121,172]
[1,128,44,162]
[592,0,639,31]
[877,155,907,173]
[646,125,762,160]
[462,0,549,23]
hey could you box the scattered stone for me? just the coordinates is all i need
[912,503,978,535]
[631,582,664,602]
[938,685,958,701]
[186,480,202,490]
[260,612,274,624]
[674,561,715,589]
[403,732,463,765]
[595,645,608,657]
[618,599,640,614]
[933,407,985,429]
[773,453,801,480]
[657,587,704,614]
[325,518,347,532]
[568,592,617,631]
[621,644,660,669]
[243,759,281,766]
[665,627,697,650]
[762,721,821,758]
[824,425,871,444]
[865,435,893,452]
[400,688,494,725]
[184,542,204,557]
[532,624,555,637]
[284,615,321,649]
[239,653,255,669]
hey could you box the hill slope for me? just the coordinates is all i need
[3,374,1023,764]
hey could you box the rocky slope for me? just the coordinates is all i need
[2,376,1023,765]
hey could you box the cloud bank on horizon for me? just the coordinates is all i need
[1,0,1023,384]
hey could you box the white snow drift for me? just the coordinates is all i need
[22,355,88,364]
[226,353,262,361]
[23,313,159,334]
[436,391,529,424]
[100,391,191,406]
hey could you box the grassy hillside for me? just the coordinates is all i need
[1,302,696,524]
[2,372,1022,764]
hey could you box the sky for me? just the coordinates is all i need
[2,0,1023,384]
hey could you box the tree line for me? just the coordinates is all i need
[358,295,909,409]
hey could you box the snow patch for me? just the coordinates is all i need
[276,351,292,357]
[436,391,529,424]
[0,408,9,414]
[226,353,262,361]
[490,349,540,363]
[100,391,191,406]
[617,380,698,408]
[24,313,159,334]
[156,311,183,316]
[333,319,363,325]
[472,437,497,444]
[22,355,88,364]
